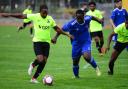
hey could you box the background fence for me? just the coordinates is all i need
[0,0,127,28]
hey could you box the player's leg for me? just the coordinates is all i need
[29,42,50,83]
[108,49,120,75]
[18,23,28,31]
[108,41,126,75]
[99,31,104,54]
[91,32,101,54]
[72,44,81,78]
[82,43,101,76]
[27,22,33,36]
[30,27,33,36]
[72,57,81,78]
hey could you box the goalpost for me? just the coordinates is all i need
[122,0,128,11]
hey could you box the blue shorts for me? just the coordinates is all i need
[72,42,91,59]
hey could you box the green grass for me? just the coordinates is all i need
[0,26,128,89]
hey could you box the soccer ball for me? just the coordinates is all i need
[43,75,53,86]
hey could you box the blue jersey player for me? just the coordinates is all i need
[110,0,128,42]
[52,9,102,78]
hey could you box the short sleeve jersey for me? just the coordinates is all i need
[27,13,56,43]
[114,23,128,43]
[23,8,32,23]
[86,9,103,32]
[62,16,92,44]
[110,8,128,27]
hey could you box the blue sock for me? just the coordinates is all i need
[126,46,128,51]
[90,57,97,68]
[73,65,79,77]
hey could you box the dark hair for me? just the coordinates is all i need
[114,0,122,3]
[39,4,48,12]
[76,9,84,15]
[88,1,96,6]
[81,2,87,6]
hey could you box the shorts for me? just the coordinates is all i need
[90,31,103,38]
[114,41,128,53]
[72,42,91,59]
[33,42,50,57]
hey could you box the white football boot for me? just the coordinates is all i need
[28,62,34,76]
[95,66,101,76]
[30,78,39,84]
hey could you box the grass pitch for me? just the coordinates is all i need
[0,26,128,89]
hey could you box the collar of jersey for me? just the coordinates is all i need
[76,20,85,25]
[115,8,123,11]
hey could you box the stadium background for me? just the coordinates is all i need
[0,0,127,28]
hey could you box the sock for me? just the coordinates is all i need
[73,65,79,77]
[98,48,102,53]
[96,42,101,53]
[90,57,97,68]
[32,59,39,67]
[100,40,104,48]
[109,61,114,73]
[126,46,128,51]
[19,26,23,30]
[30,28,33,35]
[33,61,46,79]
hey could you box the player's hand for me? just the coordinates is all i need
[68,34,74,40]
[51,38,57,44]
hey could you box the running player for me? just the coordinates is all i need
[106,17,128,75]
[0,4,72,83]
[52,9,102,78]
[18,5,33,36]
[86,1,104,55]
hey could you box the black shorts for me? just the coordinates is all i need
[23,22,32,27]
[90,31,103,38]
[33,42,50,57]
[114,41,128,53]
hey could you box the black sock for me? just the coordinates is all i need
[30,28,33,35]
[33,61,46,79]
[32,59,39,67]
[100,40,104,48]
[96,42,101,53]
[109,61,114,74]
[19,26,23,29]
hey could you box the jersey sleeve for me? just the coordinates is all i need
[62,22,71,32]
[27,14,35,21]
[85,15,92,24]
[124,9,128,17]
[110,10,116,21]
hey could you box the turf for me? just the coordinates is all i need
[0,26,128,89]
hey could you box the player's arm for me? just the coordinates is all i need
[110,19,116,28]
[51,32,61,44]
[0,13,27,19]
[91,16,103,23]
[52,26,73,44]
[106,31,115,52]
[110,11,116,29]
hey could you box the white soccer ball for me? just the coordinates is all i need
[43,75,53,86]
